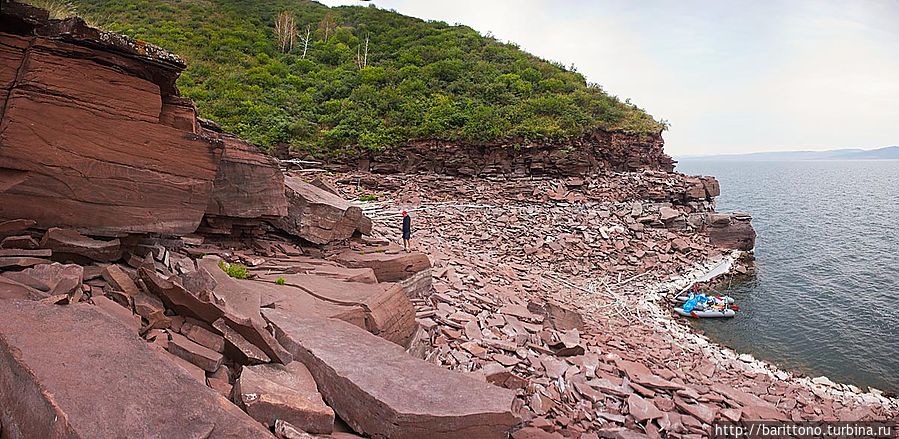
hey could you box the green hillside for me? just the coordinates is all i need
[68,0,663,154]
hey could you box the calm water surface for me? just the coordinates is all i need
[676,160,899,393]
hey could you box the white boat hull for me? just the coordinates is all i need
[674,307,736,318]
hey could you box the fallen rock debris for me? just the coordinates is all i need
[0,3,894,438]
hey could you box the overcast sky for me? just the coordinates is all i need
[319,0,899,155]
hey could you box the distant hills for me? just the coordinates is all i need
[678,146,899,161]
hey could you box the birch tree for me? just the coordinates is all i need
[318,12,336,41]
[275,11,296,53]
[299,25,312,58]
[355,34,369,69]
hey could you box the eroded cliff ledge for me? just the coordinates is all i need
[325,129,674,177]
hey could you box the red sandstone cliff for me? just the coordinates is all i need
[328,129,675,177]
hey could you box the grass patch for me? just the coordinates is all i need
[24,0,78,19]
[218,260,249,279]
[358,194,379,202]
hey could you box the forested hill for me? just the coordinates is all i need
[69,0,663,153]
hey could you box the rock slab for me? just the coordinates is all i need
[264,309,518,439]
[0,299,273,438]
[236,362,335,434]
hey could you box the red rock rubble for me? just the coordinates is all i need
[320,172,897,437]
[0,3,894,439]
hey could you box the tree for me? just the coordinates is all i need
[299,24,312,59]
[318,12,337,41]
[355,33,369,69]
[274,11,296,53]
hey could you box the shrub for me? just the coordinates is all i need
[24,0,78,19]
[358,194,379,202]
[276,277,286,285]
[218,260,249,279]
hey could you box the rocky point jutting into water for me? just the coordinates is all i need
[0,2,895,439]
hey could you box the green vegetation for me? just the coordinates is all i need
[24,0,78,20]
[69,0,663,154]
[276,276,286,285]
[358,194,379,202]
[218,260,249,280]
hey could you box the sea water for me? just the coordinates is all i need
[676,159,899,393]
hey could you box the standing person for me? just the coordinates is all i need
[401,210,412,252]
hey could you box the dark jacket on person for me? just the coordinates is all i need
[402,215,411,239]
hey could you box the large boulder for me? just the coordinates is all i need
[708,212,756,251]
[265,310,519,439]
[0,299,274,438]
[204,131,288,221]
[273,176,372,245]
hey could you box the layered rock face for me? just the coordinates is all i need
[204,127,288,222]
[337,130,673,177]
[708,212,757,251]
[0,4,222,235]
[0,3,363,246]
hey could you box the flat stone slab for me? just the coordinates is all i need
[167,332,224,372]
[236,362,335,434]
[330,247,431,283]
[0,300,273,438]
[3,262,82,297]
[258,280,366,329]
[265,274,416,346]
[254,258,377,284]
[39,228,121,262]
[264,310,518,439]
[0,275,44,300]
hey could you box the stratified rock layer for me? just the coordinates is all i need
[708,213,757,251]
[264,310,518,439]
[0,20,222,235]
[0,300,273,438]
[204,131,288,221]
[339,129,673,177]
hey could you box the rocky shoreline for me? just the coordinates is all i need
[648,253,899,409]
[0,2,895,438]
[324,171,898,437]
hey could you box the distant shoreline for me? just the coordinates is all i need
[675,145,899,161]
[677,157,899,162]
